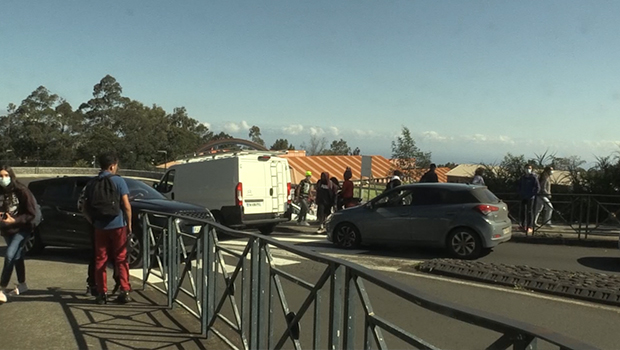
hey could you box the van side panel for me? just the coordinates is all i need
[172,158,239,209]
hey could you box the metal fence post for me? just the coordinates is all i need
[249,238,260,349]
[141,214,150,290]
[343,269,356,350]
[329,264,345,350]
[167,217,176,308]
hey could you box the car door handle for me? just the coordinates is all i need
[270,188,274,196]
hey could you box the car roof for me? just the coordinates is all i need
[397,183,485,191]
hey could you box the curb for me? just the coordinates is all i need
[510,233,618,249]
[414,259,620,307]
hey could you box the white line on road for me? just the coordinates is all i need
[372,265,620,313]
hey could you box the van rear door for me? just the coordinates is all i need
[269,158,288,213]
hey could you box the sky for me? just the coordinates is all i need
[2,1,620,167]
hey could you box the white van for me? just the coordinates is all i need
[154,151,292,234]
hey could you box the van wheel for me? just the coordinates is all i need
[24,229,45,255]
[127,232,144,269]
[258,224,276,235]
[446,228,482,260]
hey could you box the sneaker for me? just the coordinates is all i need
[86,285,98,297]
[301,221,310,226]
[8,283,28,296]
[526,228,533,235]
[0,290,6,303]
[117,291,132,304]
[96,293,108,305]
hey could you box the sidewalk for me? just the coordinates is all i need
[0,244,223,350]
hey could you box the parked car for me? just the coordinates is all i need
[325,183,511,259]
[26,176,213,268]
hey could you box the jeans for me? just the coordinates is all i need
[95,226,131,294]
[297,198,309,223]
[534,196,554,225]
[520,198,536,230]
[1,231,29,287]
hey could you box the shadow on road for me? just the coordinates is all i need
[8,286,218,349]
[577,257,620,274]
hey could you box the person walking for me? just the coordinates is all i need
[295,171,313,226]
[472,167,485,186]
[341,167,356,209]
[535,166,554,227]
[82,153,133,304]
[315,172,337,234]
[0,166,38,303]
[419,164,439,183]
[517,164,540,235]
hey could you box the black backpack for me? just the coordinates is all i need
[85,174,121,220]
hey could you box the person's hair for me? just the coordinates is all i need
[430,163,436,170]
[98,153,119,170]
[525,164,532,168]
[330,177,340,187]
[540,166,553,181]
[393,170,403,177]
[343,167,352,180]
[475,167,484,176]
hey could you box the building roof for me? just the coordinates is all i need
[408,167,451,183]
[284,155,394,184]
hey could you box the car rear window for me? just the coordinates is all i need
[471,188,501,204]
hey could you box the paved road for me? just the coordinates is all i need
[213,225,620,349]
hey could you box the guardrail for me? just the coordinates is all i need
[496,193,620,238]
[139,210,598,350]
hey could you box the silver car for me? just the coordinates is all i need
[325,183,511,259]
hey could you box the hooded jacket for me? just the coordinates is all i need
[316,172,337,206]
[1,181,37,236]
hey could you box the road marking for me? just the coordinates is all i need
[374,266,620,313]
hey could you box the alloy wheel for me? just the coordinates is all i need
[451,231,476,257]
[336,224,358,248]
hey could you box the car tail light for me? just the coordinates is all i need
[236,182,243,206]
[474,204,499,216]
[287,182,292,204]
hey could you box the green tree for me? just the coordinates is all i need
[391,126,431,176]
[351,147,361,156]
[323,139,351,155]
[270,138,295,151]
[249,125,265,146]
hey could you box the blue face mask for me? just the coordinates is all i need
[0,177,11,188]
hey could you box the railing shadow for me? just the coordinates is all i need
[577,257,620,274]
[8,286,221,349]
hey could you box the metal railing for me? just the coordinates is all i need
[496,193,620,238]
[139,210,597,350]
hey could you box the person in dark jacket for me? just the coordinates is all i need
[315,172,337,234]
[419,164,439,183]
[0,166,37,303]
[517,164,540,235]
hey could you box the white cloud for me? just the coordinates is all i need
[498,135,515,145]
[223,122,241,133]
[422,131,448,141]
[240,120,250,129]
[282,124,304,135]
[329,126,340,136]
[309,127,324,136]
[202,122,211,129]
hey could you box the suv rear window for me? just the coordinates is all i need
[471,188,500,204]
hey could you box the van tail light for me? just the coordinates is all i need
[287,182,292,204]
[236,182,243,206]
[474,204,499,216]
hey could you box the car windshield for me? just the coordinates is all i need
[125,178,167,200]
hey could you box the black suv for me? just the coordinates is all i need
[27,176,213,268]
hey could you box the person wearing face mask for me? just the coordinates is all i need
[534,166,554,227]
[0,166,38,303]
[517,164,540,235]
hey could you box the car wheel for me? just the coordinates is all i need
[447,228,482,259]
[334,223,361,249]
[24,229,45,256]
[127,232,144,269]
[258,224,276,235]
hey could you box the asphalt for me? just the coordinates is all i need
[0,244,224,350]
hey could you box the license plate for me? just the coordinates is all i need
[193,226,201,234]
[502,227,510,235]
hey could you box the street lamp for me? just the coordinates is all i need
[157,150,168,171]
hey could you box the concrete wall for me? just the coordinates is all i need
[11,167,164,180]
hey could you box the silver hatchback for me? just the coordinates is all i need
[325,183,511,259]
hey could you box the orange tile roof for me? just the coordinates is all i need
[407,167,450,183]
[283,155,395,184]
